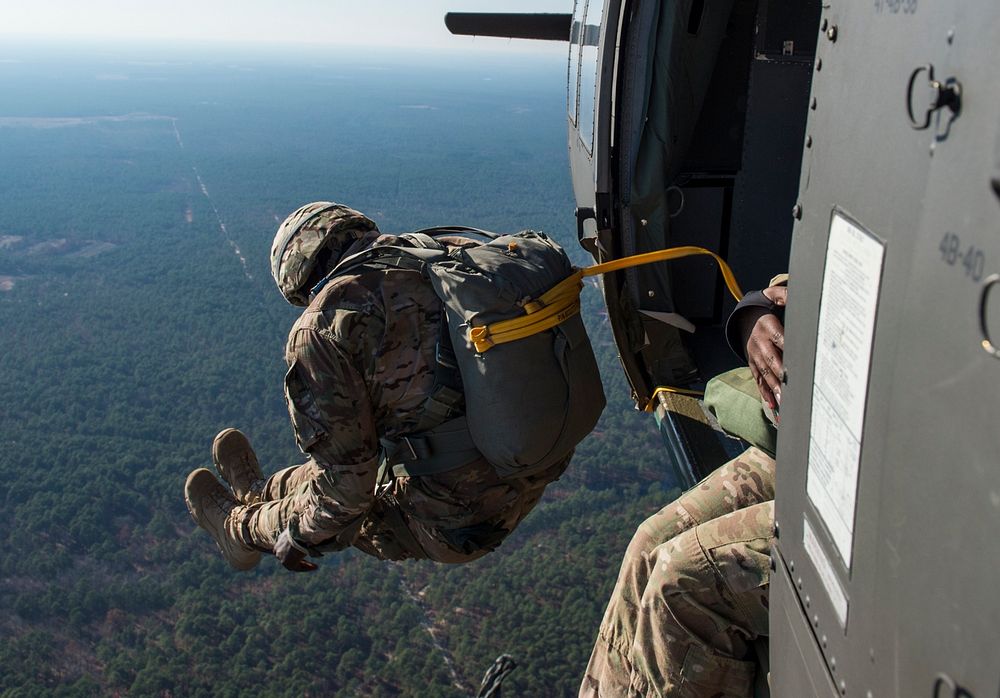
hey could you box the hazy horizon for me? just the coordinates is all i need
[0,33,666,695]
[3,1,572,55]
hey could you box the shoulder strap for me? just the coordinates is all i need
[409,225,499,241]
[309,243,441,298]
[399,232,444,249]
[419,312,464,424]
[315,225,497,292]
[311,234,475,477]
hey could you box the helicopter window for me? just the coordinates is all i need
[568,0,587,125]
[578,0,604,154]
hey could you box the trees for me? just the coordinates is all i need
[0,46,678,696]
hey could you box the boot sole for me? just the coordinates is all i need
[184,468,261,571]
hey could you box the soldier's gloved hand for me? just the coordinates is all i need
[275,527,318,572]
[746,285,787,410]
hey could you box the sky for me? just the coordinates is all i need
[4,1,573,53]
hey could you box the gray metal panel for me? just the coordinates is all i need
[865,5,1000,694]
[770,560,839,698]
[595,0,659,403]
[774,1,1000,696]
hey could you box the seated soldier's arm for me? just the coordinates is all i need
[725,277,788,410]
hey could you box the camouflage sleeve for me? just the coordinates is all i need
[283,326,380,549]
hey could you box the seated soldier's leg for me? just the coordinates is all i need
[630,500,773,698]
[580,447,774,697]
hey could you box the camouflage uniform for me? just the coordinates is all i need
[238,227,568,563]
[580,447,775,698]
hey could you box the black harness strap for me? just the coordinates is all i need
[383,415,481,478]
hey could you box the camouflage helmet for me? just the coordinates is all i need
[271,202,378,306]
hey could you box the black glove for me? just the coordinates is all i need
[275,526,318,572]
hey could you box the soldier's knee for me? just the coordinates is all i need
[646,527,715,601]
[616,507,683,587]
[650,504,774,600]
[630,497,695,559]
[625,517,661,563]
[641,530,753,658]
[730,447,776,501]
[644,506,773,651]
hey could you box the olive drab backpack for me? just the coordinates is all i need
[320,227,607,479]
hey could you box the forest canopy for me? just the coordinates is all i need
[0,42,679,696]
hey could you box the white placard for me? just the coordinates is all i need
[803,516,849,627]
[806,212,884,569]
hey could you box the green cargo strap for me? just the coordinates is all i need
[703,367,777,457]
[400,232,439,248]
[407,225,498,241]
[384,416,481,477]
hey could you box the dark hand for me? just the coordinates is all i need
[746,285,787,410]
[275,527,318,572]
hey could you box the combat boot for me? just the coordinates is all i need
[185,468,261,570]
[212,428,265,504]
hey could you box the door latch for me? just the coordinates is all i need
[979,273,1000,360]
[906,64,962,130]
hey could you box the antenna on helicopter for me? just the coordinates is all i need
[445,13,571,42]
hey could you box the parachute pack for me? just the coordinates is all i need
[320,227,743,480]
[322,228,605,479]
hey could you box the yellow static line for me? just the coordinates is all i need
[469,246,744,353]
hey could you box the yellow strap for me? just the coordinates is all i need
[471,295,582,351]
[468,246,743,353]
[582,246,743,300]
[643,385,706,412]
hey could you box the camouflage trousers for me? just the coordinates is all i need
[240,459,444,561]
[240,455,562,564]
[580,447,776,698]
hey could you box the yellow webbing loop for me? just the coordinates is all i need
[468,246,743,353]
[643,385,706,412]
[581,246,743,299]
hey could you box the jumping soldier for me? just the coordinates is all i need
[184,202,576,571]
